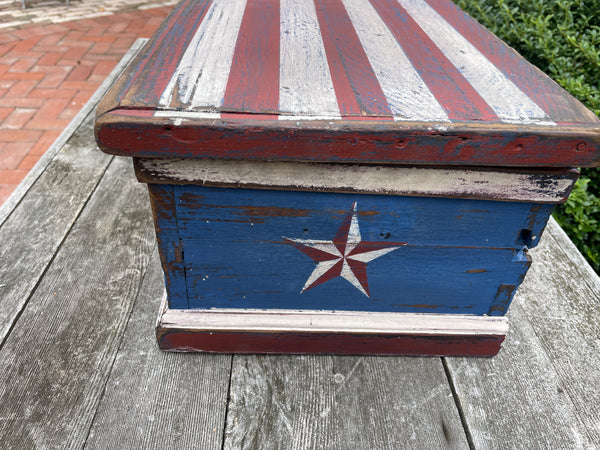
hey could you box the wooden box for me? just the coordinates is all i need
[95,0,600,356]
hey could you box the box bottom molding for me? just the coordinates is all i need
[156,294,508,357]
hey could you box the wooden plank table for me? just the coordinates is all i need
[0,40,599,449]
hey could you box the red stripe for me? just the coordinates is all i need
[222,0,280,115]
[221,113,279,120]
[369,0,499,122]
[124,0,213,105]
[426,0,599,125]
[314,0,393,118]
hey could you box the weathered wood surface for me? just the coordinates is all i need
[0,114,111,343]
[223,354,469,449]
[446,219,600,449]
[134,158,579,204]
[95,0,600,167]
[0,40,146,344]
[157,306,508,356]
[85,250,232,449]
[0,155,155,448]
[154,184,548,315]
[0,41,599,448]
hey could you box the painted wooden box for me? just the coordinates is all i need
[94,0,600,356]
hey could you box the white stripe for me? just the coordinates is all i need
[279,0,340,118]
[341,0,449,122]
[399,0,554,125]
[159,0,247,108]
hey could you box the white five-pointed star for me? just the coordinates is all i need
[285,202,406,297]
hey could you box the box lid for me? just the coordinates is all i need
[95,0,600,167]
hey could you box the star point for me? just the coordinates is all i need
[285,202,406,297]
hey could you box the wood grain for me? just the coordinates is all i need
[0,156,155,448]
[159,0,248,109]
[342,0,448,121]
[85,250,231,449]
[516,219,600,444]
[224,354,469,449]
[279,0,339,118]
[444,219,599,448]
[95,115,600,167]
[400,0,551,125]
[0,42,146,345]
[134,158,578,204]
[0,113,112,344]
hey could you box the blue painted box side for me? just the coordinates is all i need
[173,187,553,249]
[183,241,530,314]
[148,184,188,308]
[487,248,532,316]
[147,185,553,314]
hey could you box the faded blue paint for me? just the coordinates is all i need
[183,241,527,314]
[173,185,550,249]
[151,185,552,313]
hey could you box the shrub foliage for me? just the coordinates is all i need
[456,0,600,272]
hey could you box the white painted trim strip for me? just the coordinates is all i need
[135,158,576,203]
[159,301,509,336]
[279,0,340,118]
[342,0,449,122]
[158,0,247,108]
[398,0,555,126]
[153,111,342,121]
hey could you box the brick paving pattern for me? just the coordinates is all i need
[0,1,176,205]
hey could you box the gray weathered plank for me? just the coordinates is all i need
[0,156,155,449]
[84,249,232,450]
[517,219,600,444]
[445,218,598,449]
[224,354,469,449]
[0,114,112,344]
[0,40,146,345]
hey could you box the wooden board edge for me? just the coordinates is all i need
[94,114,600,167]
[155,295,508,357]
[134,158,578,204]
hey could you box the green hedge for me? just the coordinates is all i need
[455,0,600,272]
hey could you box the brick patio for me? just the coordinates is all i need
[0,0,175,205]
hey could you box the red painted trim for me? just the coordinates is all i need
[96,119,600,167]
[222,0,280,114]
[313,0,393,118]
[111,109,155,117]
[426,0,600,125]
[157,328,504,356]
[221,113,279,121]
[370,0,499,123]
[125,0,213,105]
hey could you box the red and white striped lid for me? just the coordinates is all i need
[96,0,600,167]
